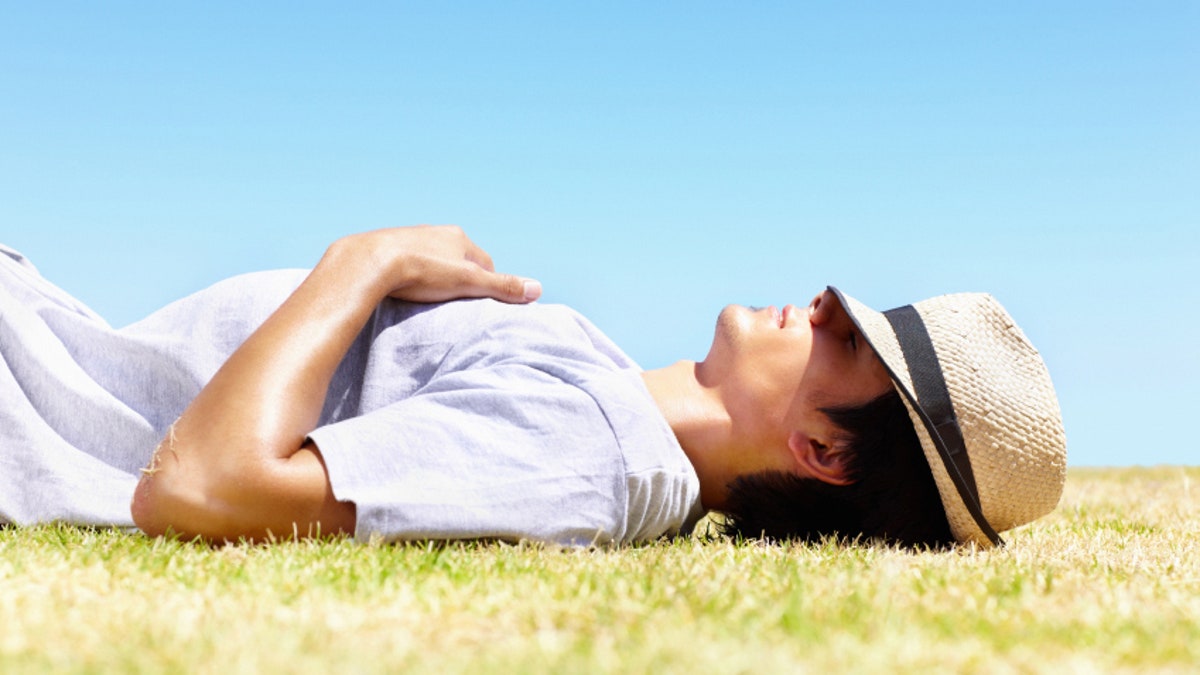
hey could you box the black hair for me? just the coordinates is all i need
[718,388,954,549]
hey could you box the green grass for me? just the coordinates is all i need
[2,466,1197,673]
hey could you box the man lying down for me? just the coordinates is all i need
[0,226,1066,548]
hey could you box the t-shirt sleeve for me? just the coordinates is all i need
[308,362,629,546]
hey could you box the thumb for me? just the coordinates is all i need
[480,271,542,304]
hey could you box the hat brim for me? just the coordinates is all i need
[826,286,998,547]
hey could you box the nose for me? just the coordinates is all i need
[808,289,836,326]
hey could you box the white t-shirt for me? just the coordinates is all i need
[0,244,703,544]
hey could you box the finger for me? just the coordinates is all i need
[466,268,541,304]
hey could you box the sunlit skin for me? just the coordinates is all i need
[640,289,894,510]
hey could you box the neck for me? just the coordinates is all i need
[641,361,736,510]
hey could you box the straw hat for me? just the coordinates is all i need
[828,287,1067,547]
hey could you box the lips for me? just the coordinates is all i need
[768,305,782,328]
[758,304,797,328]
[779,304,799,328]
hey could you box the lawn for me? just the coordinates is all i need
[1,466,1196,674]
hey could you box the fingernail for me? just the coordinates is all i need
[523,280,542,301]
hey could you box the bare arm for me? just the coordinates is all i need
[130,226,541,542]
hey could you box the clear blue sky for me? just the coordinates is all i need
[2,3,1196,466]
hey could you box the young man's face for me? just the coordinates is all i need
[698,288,894,476]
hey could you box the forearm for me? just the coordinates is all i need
[133,240,383,541]
[178,241,384,462]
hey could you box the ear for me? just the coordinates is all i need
[787,430,853,486]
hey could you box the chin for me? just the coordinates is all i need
[714,304,745,337]
[705,305,748,360]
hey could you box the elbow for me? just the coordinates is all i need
[129,445,255,542]
[131,431,209,538]
[130,461,213,540]
[130,471,171,538]
[129,435,349,543]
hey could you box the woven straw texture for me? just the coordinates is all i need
[836,290,1068,547]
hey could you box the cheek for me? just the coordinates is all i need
[806,355,894,409]
[863,362,895,400]
[735,335,812,407]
